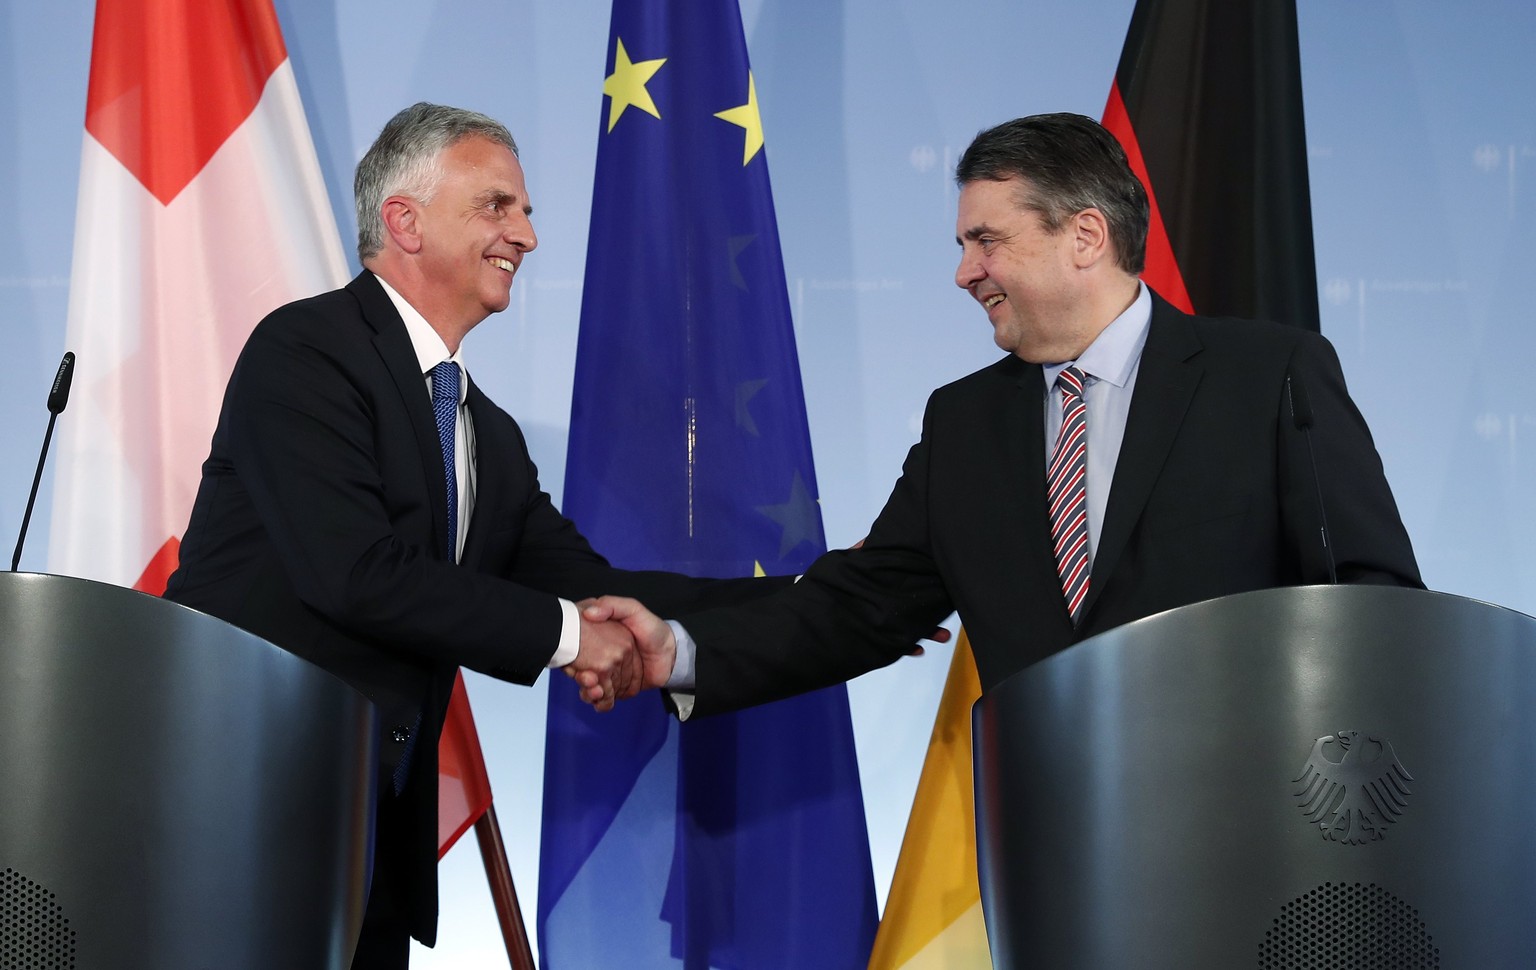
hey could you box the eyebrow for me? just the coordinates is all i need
[475,189,533,216]
[957,225,995,245]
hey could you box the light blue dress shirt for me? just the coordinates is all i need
[1040,282,1152,561]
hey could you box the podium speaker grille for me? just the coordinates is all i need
[1,868,76,969]
[1259,882,1439,969]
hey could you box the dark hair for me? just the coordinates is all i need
[354,102,519,262]
[956,113,1149,274]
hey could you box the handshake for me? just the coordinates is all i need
[560,589,951,713]
[561,596,675,712]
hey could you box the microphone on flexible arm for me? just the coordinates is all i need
[11,352,75,572]
[1286,369,1338,585]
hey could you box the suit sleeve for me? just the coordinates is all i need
[1279,332,1423,588]
[223,311,584,684]
[224,309,781,687]
[679,399,957,717]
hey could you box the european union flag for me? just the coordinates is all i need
[537,1,879,967]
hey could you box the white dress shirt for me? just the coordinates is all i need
[375,273,580,668]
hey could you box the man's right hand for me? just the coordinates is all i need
[565,612,641,712]
[577,596,676,703]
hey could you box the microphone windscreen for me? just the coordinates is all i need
[47,352,75,415]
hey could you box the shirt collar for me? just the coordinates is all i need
[373,272,467,403]
[1043,281,1152,390]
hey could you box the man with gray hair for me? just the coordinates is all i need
[164,102,784,967]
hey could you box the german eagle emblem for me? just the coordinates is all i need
[1292,730,1412,845]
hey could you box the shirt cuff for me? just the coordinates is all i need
[547,598,580,668]
[657,621,696,720]
[665,620,696,688]
[667,690,697,721]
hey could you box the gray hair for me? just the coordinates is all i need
[956,113,1149,275]
[354,102,519,261]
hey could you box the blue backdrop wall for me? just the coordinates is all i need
[3,1,1533,964]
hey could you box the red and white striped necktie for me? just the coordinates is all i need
[1047,366,1091,623]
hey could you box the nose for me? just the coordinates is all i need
[507,211,538,254]
[955,246,983,290]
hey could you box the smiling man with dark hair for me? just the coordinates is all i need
[580,112,1422,722]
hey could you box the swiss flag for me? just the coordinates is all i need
[49,0,348,592]
[438,672,494,858]
[49,0,492,860]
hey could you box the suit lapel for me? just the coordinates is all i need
[460,379,510,570]
[1083,297,1203,618]
[1008,362,1062,605]
[975,358,1073,632]
[347,273,456,561]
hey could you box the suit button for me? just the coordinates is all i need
[390,725,413,743]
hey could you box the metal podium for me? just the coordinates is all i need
[974,585,1536,968]
[0,572,377,969]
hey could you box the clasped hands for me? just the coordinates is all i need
[561,596,673,711]
[562,593,953,712]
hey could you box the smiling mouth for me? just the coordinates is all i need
[983,294,1005,309]
[488,257,515,272]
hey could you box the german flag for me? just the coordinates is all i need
[1102,0,1321,330]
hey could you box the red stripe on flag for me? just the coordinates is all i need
[85,0,288,205]
[1101,81,1195,314]
[438,672,495,858]
[133,536,181,595]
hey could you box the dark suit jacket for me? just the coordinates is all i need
[681,294,1423,714]
[164,271,780,945]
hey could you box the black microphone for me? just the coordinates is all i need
[1286,371,1337,584]
[48,351,75,414]
[11,352,75,572]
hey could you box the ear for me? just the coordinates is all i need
[381,196,423,255]
[1070,207,1112,269]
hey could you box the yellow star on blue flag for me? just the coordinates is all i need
[756,471,821,559]
[714,71,764,164]
[603,37,665,132]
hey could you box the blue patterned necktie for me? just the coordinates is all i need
[394,360,458,796]
[1047,366,1091,623]
[430,360,460,562]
